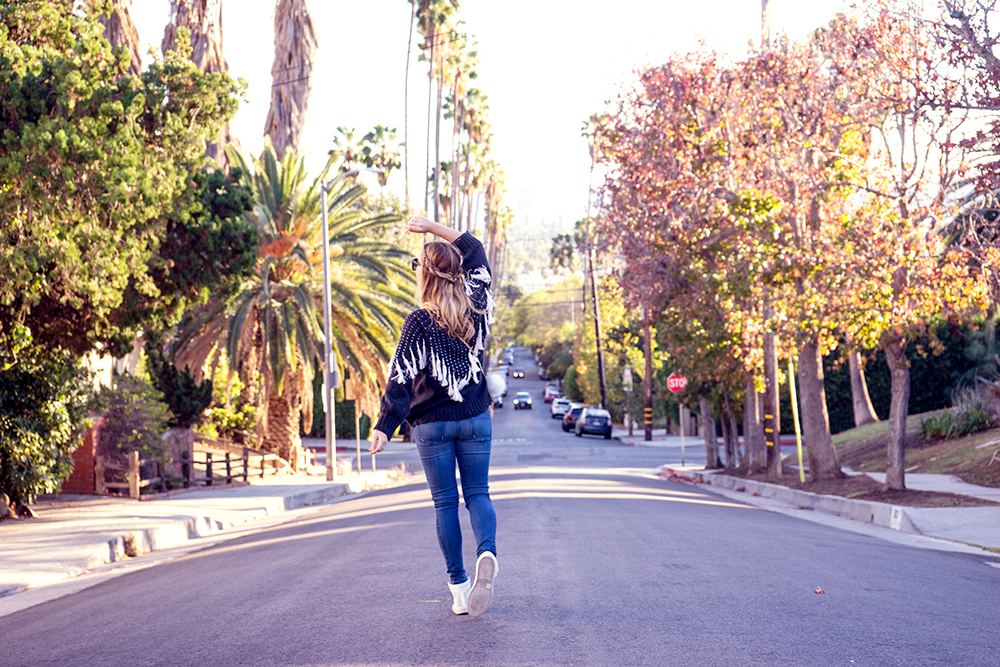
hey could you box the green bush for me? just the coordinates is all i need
[919,385,998,440]
[564,366,584,403]
[919,412,954,440]
[93,374,170,466]
[198,404,257,444]
[0,342,92,504]
[146,344,212,429]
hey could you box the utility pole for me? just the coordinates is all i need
[762,0,772,47]
[644,305,653,442]
[582,116,607,410]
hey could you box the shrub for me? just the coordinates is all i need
[0,340,92,504]
[146,344,212,428]
[93,374,170,466]
[198,404,257,444]
[919,385,999,441]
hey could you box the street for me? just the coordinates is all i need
[2,349,998,666]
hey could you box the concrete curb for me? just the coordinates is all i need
[674,469,922,534]
[1,471,400,599]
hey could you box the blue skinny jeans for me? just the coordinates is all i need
[414,411,497,585]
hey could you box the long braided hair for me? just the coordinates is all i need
[417,242,480,343]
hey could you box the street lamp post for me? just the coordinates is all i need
[320,168,382,482]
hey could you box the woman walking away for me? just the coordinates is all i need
[369,215,499,618]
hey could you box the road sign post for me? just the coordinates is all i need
[668,374,688,465]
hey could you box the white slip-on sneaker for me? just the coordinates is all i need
[468,552,498,618]
[448,579,472,615]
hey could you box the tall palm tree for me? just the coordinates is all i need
[415,0,460,215]
[162,0,235,170]
[169,140,413,466]
[360,125,403,188]
[404,0,418,211]
[447,39,478,228]
[265,0,318,160]
[328,126,363,173]
[98,0,142,76]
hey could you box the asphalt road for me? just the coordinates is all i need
[3,348,999,666]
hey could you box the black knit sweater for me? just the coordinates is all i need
[374,232,495,436]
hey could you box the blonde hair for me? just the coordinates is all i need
[417,242,479,342]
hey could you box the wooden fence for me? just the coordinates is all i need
[95,447,285,499]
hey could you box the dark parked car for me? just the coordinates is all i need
[513,391,533,409]
[561,404,585,432]
[493,394,503,408]
[575,408,613,439]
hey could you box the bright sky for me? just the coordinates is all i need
[129,0,852,236]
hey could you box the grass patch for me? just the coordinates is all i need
[831,411,1000,488]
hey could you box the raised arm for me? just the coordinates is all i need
[407,215,463,243]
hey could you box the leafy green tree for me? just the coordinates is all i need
[0,3,246,357]
[0,328,92,506]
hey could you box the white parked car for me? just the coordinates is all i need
[550,397,571,419]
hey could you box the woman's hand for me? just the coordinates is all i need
[406,215,436,234]
[369,429,389,455]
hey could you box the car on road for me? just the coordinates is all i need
[493,394,503,408]
[575,408,613,439]
[513,391,533,409]
[543,385,560,403]
[550,397,571,419]
[512,368,524,378]
[561,403,585,431]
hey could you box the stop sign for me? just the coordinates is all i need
[667,373,687,393]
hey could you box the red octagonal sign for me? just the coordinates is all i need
[667,373,687,393]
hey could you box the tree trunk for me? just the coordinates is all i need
[424,22,435,214]
[700,397,719,469]
[764,330,782,479]
[883,337,910,490]
[744,374,766,472]
[729,396,741,467]
[849,351,879,427]
[263,0,318,161]
[403,0,415,211]
[261,390,301,471]
[798,337,843,480]
[100,0,142,76]
[433,69,443,222]
[698,398,719,470]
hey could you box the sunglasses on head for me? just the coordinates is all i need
[411,257,420,271]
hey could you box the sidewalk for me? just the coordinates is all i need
[0,462,404,612]
[660,466,1000,553]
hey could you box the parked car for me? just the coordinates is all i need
[512,368,524,378]
[513,391,533,409]
[543,385,560,403]
[562,404,585,432]
[493,394,503,408]
[550,397,571,419]
[538,368,550,380]
[575,407,613,439]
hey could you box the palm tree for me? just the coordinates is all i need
[265,0,318,160]
[415,0,460,215]
[169,140,413,466]
[328,126,364,173]
[98,0,142,76]
[162,0,235,170]
[360,125,403,188]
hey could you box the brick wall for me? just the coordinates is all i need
[60,418,104,495]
